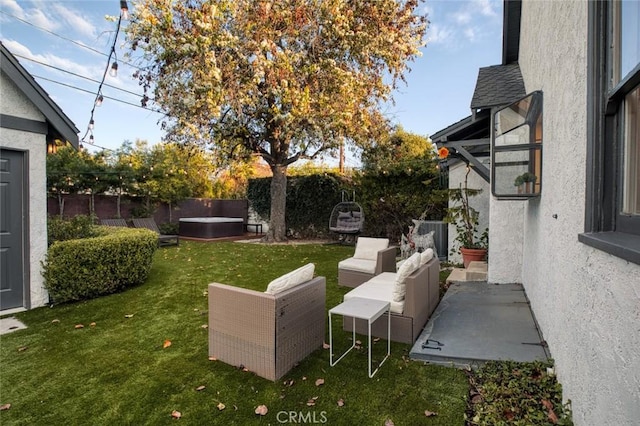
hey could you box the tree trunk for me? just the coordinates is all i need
[265,164,288,242]
[57,194,65,218]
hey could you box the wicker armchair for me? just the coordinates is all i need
[338,237,397,288]
[208,276,326,381]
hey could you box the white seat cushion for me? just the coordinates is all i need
[338,257,377,274]
[353,237,389,261]
[393,252,421,302]
[265,263,315,295]
[343,274,404,314]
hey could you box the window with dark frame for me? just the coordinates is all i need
[580,0,640,265]
[491,91,543,199]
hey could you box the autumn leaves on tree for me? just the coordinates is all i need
[126,0,428,241]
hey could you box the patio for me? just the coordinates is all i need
[410,280,549,368]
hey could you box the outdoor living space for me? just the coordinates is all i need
[0,240,569,425]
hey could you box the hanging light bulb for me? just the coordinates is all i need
[89,134,95,144]
[95,94,104,107]
[109,61,118,77]
[89,119,95,130]
[120,0,129,20]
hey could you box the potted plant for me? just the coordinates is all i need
[443,165,488,268]
[514,172,537,194]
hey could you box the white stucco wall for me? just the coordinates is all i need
[512,2,640,425]
[488,196,524,283]
[447,159,490,264]
[0,71,50,309]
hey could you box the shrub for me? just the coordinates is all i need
[158,221,179,235]
[42,227,158,304]
[47,214,100,245]
[465,359,573,425]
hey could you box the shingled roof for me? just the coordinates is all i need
[470,63,525,111]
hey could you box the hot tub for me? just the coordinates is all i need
[179,217,244,239]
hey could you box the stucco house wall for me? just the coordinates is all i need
[509,2,640,425]
[0,71,50,308]
[447,158,490,265]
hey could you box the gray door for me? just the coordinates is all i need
[0,149,25,310]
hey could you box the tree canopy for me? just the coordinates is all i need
[126,0,428,241]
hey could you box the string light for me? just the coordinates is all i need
[120,1,129,20]
[81,1,127,150]
[109,61,118,77]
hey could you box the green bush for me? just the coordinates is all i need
[247,174,344,238]
[42,227,158,304]
[47,214,100,245]
[158,221,178,235]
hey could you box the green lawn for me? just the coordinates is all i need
[0,241,468,425]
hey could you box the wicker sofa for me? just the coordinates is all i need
[338,237,397,287]
[342,251,440,344]
[208,268,326,381]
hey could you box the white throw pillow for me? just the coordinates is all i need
[265,263,315,295]
[353,237,389,261]
[392,252,420,302]
[420,248,434,266]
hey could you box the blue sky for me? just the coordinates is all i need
[0,0,503,166]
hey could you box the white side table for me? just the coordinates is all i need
[328,297,391,378]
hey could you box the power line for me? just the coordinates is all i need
[31,74,164,114]
[14,53,153,100]
[0,9,144,71]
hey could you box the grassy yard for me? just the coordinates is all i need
[0,241,468,425]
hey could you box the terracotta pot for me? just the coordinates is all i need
[460,247,487,268]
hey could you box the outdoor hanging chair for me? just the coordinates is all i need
[329,191,364,242]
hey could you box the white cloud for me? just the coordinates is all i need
[2,38,99,80]
[51,4,97,39]
[464,27,476,42]
[426,23,454,45]
[0,0,24,17]
[472,0,499,17]
[26,8,59,32]
[452,11,472,25]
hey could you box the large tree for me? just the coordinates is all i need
[126,0,427,241]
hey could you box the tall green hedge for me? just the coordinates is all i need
[42,227,158,304]
[247,174,345,238]
[247,168,446,242]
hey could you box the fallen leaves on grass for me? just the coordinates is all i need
[284,379,295,387]
[384,419,395,426]
[255,405,268,415]
[195,385,205,391]
[74,324,84,329]
[163,340,172,349]
[208,356,217,361]
[0,403,11,411]
[306,396,319,406]
[51,319,60,324]
[201,324,208,329]
[171,410,181,418]
[17,346,28,352]
[216,402,225,411]
[90,322,96,327]
[322,342,330,349]
[337,399,345,407]
[315,378,324,386]
[424,410,438,417]
[124,314,134,318]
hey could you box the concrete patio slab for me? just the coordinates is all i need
[410,282,549,368]
[0,317,27,335]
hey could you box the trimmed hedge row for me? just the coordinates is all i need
[42,227,158,304]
